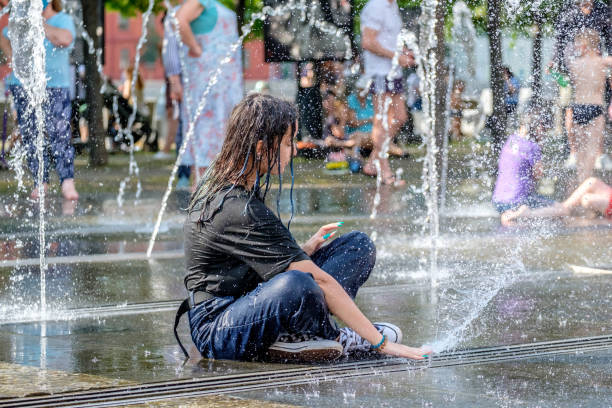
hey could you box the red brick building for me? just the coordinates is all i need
[104,11,272,82]
[0,9,272,84]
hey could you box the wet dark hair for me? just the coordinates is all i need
[189,93,298,226]
[520,102,553,140]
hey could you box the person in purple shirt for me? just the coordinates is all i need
[493,109,553,220]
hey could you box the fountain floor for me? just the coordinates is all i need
[1,153,610,405]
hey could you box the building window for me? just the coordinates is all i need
[120,49,130,70]
[118,15,129,31]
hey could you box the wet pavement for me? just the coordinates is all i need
[0,150,611,406]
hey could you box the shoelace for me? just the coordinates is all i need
[338,327,371,354]
[276,332,320,343]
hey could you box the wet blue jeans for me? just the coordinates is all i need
[188,231,376,361]
[10,86,74,184]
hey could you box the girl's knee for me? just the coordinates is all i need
[347,230,376,251]
[272,270,323,305]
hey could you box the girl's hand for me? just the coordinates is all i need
[380,342,432,360]
[302,222,343,256]
[188,44,202,58]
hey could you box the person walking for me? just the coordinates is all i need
[1,0,78,200]
[175,93,431,362]
[360,0,414,186]
[176,0,243,189]
[159,6,191,189]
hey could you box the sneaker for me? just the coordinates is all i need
[564,153,577,169]
[594,154,612,171]
[176,176,190,190]
[267,333,343,363]
[338,322,403,356]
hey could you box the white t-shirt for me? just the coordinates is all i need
[360,0,403,78]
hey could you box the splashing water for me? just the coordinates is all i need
[147,0,351,256]
[116,0,154,208]
[8,0,48,316]
[439,65,454,211]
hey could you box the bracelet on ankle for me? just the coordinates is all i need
[371,334,387,351]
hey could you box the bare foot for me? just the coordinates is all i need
[382,174,406,187]
[362,162,377,177]
[30,183,49,200]
[501,205,528,226]
[61,179,79,201]
[62,198,77,216]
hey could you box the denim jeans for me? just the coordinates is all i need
[10,86,74,184]
[174,106,191,180]
[188,231,376,361]
[494,192,554,214]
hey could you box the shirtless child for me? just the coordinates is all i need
[567,29,612,182]
[502,177,612,225]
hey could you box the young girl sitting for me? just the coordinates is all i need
[176,93,431,362]
[493,110,552,223]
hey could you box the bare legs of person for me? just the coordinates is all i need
[325,136,356,150]
[575,115,604,183]
[501,177,612,225]
[30,183,48,200]
[163,107,178,155]
[363,93,407,186]
[61,178,79,200]
[31,178,79,201]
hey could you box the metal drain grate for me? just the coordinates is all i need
[2,334,611,408]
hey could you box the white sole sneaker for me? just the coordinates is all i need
[267,339,343,363]
[373,322,403,344]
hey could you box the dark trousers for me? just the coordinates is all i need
[10,86,74,184]
[175,106,191,179]
[188,231,376,361]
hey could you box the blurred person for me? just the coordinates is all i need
[175,93,431,362]
[503,66,520,130]
[552,0,611,170]
[345,76,374,146]
[493,109,553,224]
[1,0,78,200]
[176,0,243,189]
[120,65,146,113]
[154,8,179,161]
[449,79,465,141]
[360,0,414,186]
[566,29,612,181]
[502,177,612,225]
[322,90,354,163]
[158,7,192,189]
[296,62,322,142]
[554,0,611,74]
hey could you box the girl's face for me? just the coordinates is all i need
[269,122,298,175]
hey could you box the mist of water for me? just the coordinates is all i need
[8,0,48,317]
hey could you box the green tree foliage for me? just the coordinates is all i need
[105,0,165,16]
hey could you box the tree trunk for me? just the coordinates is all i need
[531,20,543,106]
[487,0,506,155]
[236,0,246,36]
[433,0,446,172]
[81,0,107,166]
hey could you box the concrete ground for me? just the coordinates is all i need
[0,143,611,406]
